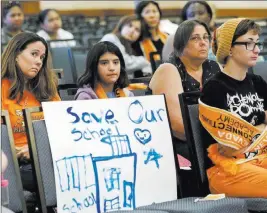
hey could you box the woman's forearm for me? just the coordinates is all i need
[255,123,266,132]
[172,130,186,141]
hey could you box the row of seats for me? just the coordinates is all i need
[2,92,267,213]
[22,15,267,49]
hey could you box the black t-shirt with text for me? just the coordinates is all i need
[202,72,267,125]
[201,72,267,169]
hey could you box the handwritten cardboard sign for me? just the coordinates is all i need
[42,95,177,213]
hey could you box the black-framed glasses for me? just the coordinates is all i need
[232,41,264,51]
[189,35,211,43]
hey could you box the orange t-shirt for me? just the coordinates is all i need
[1,78,61,147]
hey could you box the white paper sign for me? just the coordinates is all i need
[42,95,177,213]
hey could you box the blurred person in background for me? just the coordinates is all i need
[133,1,168,63]
[1,1,27,50]
[162,1,216,62]
[37,9,76,48]
[133,0,178,35]
[101,15,152,79]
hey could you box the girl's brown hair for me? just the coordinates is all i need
[113,15,141,55]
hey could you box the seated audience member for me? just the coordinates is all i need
[200,18,267,197]
[1,32,61,192]
[133,1,168,62]
[75,41,134,100]
[162,1,216,61]
[148,20,221,162]
[37,9,76,48]
[133,0,178,35]
[101,15,152,78]
[1,2,26,50]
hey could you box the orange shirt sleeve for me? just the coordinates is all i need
[2,79,10,110]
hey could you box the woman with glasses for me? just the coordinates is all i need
[201,18,267,197]
[148,20,221,166]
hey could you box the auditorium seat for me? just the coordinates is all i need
[1,111,28,213]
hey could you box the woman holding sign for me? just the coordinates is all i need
[75,41,134,100]
[1,32,61,191]
[200,18,267,197]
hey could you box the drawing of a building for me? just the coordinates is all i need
[92,133,137,213]
[55,131,137,213]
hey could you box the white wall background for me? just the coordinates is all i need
[40,1,267,10]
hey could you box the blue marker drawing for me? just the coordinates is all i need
[60,102,170,212]
[128,100,144,124]
[83,129,93,141]
[145,110,157,122]
[156,109,165,121]
[103,168,121,192]
[144,148,163,169]
[123,181,134,208]
[105,109,118,125]
[104,196,120,212]
[83,192,96,208]
[56,155,95,192]
[70,157,80,191]
[56,157,70,192]
[62,190,96,213]
[83,156,95,190]
[92,153,137,213]
[128,100,166,124]
[72,198,83,210]
[134,128,152,145]
[67,107,121,125]
[71,128,83,142]
[100,129,132,156]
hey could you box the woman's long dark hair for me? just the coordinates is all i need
[2,32,58,103]
[77,41,129,90]
[135,1,162,39]
[113,15,141,55]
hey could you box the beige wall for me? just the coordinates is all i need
[40,1,181,10]
[40,1,267,10]
[208,1,267,9]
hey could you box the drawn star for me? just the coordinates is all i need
[144,148,163,169]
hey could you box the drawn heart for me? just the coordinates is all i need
[134,128,151,145]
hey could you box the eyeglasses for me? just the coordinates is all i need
[232,41,264,51]
[189,35,211,43]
